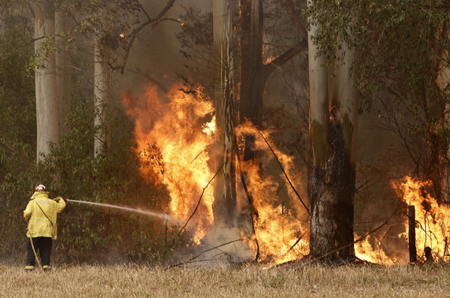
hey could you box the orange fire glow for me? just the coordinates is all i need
[393,176,450,263]
[355,235,398,265]
[235,121,309,264]
[122,84,215,244]
[356,176,450,264]
[122,83,450,266]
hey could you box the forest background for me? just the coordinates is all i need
[1,0,449,267]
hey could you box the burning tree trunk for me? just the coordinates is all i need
[94,39,111,157]
[437,21,450,205]
[308,14,359,260]
[239,0,263,129]
[238,0,305,260]
[35,0,59,163]
[55,10,72,137]
[213,0,238,226]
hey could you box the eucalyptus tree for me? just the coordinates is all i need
[304,0,450,260]
[55,4,73,137]
[59,0,177,156]
[35,0,59,163]
[305,0,360,261]
[352,1,450,204]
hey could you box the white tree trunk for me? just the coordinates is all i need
[308,18,329,169]
[308,2,359,260]
[55,11,72,137]
[35,0,59,163]
[331,44,359,164]
[213,0,237,226]
[94,41,111,157]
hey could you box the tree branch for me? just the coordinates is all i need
[124,67,169,93]
[262,40,307,83]
[167,238,243,268]
[177,161,226,236]
[257,131,310,216]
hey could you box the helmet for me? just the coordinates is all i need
[34,184,46,191]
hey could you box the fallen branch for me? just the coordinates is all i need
[288,232,306,252]
[234,135,260,262]
[168,238,243,268]
[257,131,310,216]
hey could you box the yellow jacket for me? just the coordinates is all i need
[23,191,66,240]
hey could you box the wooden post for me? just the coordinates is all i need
[164,213,168,248]
[409,206,417,263]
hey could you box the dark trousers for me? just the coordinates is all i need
[26,237,53,266]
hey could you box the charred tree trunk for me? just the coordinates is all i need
[213,0,238,226]
[308,11,359,260]
[437,21,450,205]
[240,0,263,129]
[55,11,72,137]
[35,0,59,163]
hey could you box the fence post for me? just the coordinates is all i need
[409,205,417,263]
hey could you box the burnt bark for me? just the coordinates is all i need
[310,115,356,260]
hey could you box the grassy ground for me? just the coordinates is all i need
[1,263,449,297]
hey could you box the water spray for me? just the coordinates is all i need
[65,198,178,222]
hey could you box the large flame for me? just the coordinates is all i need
[123,83,450,265]
[235,121,309,264]
[393,176,450,262]
[122,84,215,243]
[356,176,450,264]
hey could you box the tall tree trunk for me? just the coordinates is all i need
[55,11,72,137]
[0,10,5,37]
[438,21,450,204]
[240,0,263,128]
[35,0,59,163]
[213,0,238,227]
[94,41,111,157]
[308,10,359,260]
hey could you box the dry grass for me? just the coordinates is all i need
[1,263,450,297]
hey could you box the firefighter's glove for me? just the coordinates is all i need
[54,196,64,203]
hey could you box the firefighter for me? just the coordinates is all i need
[23,184,66,271]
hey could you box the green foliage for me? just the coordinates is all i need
[304,0,450,199]
[0,97,191,265]
[0,26,37,258]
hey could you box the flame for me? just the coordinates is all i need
[355,176,450,264]
[264,56,275,65]
[235,121,309,264]
[355,234,398,265]
[393,176,450,263]
[122,84,215,243]
[121,82,450,265]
